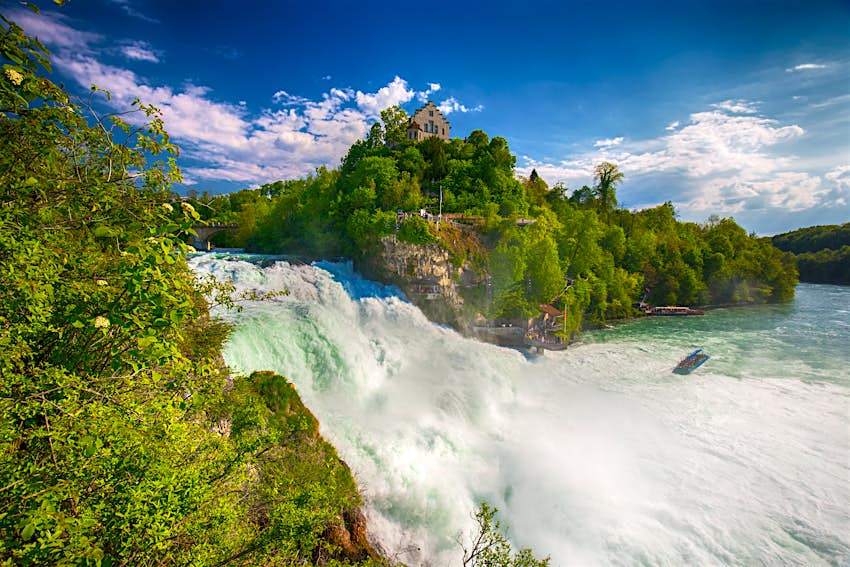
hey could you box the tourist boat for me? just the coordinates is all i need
[673,349,710,374]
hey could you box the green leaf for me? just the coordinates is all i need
[93,225,114,238]
[21,522,35,541]
[81,435,97,458]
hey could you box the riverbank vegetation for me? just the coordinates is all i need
[772,223,850,285]
[190,110,798,335]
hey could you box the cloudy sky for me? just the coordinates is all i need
[7,0,849,234]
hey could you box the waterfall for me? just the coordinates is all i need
[191,253,850,565]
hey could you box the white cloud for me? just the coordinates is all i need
[516,100,842,226]
[519,156,595,187]
[687,171,825,213]
[355,76,415,118]
[824,165,850,207]
[7,8,100,52]
[34,11,463,186]
[665,120,680,131]
[108,0,160,23]
[329,87,354,101]
[60,56,251,150]
[437,97,483,115]
[594,136,624,148]
[51,49,373,183]
[786,63,827,72]
[711,99,758,114]
[20,11,486,186]
[272,90,310,106]
[417,82,442,102]
[811,94,850,109]
[825,165,850,183]
[322,75,332,81]
[57,54,476,185]
[119,40,160,63]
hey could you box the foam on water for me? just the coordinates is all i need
[190,254,850,565]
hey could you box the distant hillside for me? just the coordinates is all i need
[772,223,850,285]
[772,223,850,254]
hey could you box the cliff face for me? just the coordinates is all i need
[360,235,484,330]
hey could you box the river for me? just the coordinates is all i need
[190,253,849,566]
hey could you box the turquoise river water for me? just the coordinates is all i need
[190,254,849,566]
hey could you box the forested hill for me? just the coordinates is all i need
[772,223,850,285]
[187,106,798,335]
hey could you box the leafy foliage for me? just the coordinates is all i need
[771,222,850,255]
[397,215,435,244]
[794,245,850,285]
[460,502,549,567]
[0,9,378,566]
[772,223,850,285]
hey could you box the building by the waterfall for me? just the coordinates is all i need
[406,101,450,142]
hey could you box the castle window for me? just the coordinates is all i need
[442,128,445,135]
[429,120,434,133]
[429,110,434,117]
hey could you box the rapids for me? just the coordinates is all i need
[190,253,850,566]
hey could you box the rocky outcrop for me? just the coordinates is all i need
[361,235,485,329]
[323,508,379,562]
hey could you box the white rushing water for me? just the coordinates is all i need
[190,254,850,566]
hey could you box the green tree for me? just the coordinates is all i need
[592,161,623,221]
[568,184,595,208]
[379,104,409,147]
[460,502,550,567]
[524,169,549,206]
[420,135,448,181]
[398,145,425,179]
[398,215,435,244]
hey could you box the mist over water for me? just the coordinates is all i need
[190,254,850,565]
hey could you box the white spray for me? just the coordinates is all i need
[191,255,850,566]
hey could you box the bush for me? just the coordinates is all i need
[398,216,435,244]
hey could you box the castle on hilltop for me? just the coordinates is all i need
[406,101,450,142]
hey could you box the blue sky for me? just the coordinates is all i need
[8,0,850,234]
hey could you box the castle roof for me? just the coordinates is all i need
[412,101,450,124]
